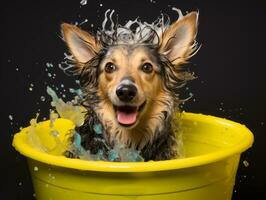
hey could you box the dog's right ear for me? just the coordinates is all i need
[61,23,101,64]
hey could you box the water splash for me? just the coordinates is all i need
[74,18,89,26]
[97,8,184,46]
[26,100,144,161]
[67,132,144,162]
[27,114,48,152]
[47,86,86,127]
[23,86,143,162]
[26,112,70,155]
[58,53,76,75]
[110,143,144,162]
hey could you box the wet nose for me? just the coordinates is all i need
[116,84,137,102]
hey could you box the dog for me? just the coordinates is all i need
[61,10,199,161]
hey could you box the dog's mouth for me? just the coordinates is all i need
[113,101,146,127]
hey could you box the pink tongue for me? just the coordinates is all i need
[117,111,137,125]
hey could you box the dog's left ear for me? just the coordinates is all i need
[159,12,198,65]
[61,23,101,64]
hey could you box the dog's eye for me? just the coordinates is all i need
[141,63,153,73]
[105,62,116,73]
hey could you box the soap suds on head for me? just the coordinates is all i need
[97,8,184,47]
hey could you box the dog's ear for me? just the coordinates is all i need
[61,23,101,64]
[159,12,198,65]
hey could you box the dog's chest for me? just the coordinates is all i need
[75,110,177,161]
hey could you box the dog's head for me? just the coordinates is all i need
[61,11,198,146]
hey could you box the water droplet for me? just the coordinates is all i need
[243,160,249,167]
[34,166,39,171]
[40,96,46,102]
[108,150,119,161]
[93,124,103,135]
[80,0,87,6]
[29,87,33,91]
[99,3,103,7]
[46,62,54,68]
[9,115,13,120]
[51,130,59,137]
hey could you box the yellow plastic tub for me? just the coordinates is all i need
[12,112,254,200]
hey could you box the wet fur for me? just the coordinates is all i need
[61,11,198,161]
[75,45,190,161]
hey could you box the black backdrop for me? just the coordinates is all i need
[1,0,266,199]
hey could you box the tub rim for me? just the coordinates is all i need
[12,112,254,172]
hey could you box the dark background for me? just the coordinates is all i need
[1,0,265,199]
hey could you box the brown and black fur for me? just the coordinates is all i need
[61,10,199,161]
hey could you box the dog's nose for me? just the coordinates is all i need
[116,84,137,102]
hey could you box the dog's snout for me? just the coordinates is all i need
[116,84,137,102]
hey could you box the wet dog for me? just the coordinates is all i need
[61,10,199,161]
